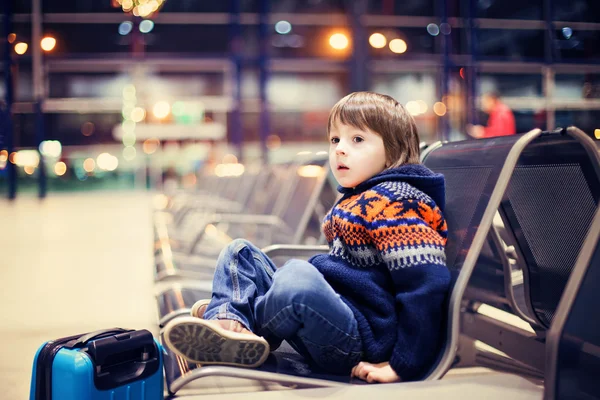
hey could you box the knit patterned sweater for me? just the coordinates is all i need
[309,164,450,380]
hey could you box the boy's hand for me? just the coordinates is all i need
[351,361,401,383]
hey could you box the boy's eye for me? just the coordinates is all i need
[353,137,364,143]
[330,137,340,144]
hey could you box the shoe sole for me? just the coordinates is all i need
[164,317,269,368]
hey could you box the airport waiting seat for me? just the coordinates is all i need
[154,159,335,282]
[544,206,600,400]
[157,129,546,396]
[457,127,600,375]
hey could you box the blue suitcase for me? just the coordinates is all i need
[30,328,163,400]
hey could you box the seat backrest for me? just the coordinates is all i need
[279,158,330,244]
[500,128,600,329]
[422,133,528,379]
[545,207,600,400]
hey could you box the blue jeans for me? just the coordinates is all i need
[203,239,363,373]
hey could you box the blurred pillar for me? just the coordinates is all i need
[230,0,243,161]
[543,0,555,130]
[258,0,270,163]
[465,0,478,126]
[439,0,451,141]
[348,0,369,92]
[3,0,16,199]
[33,0,46,198]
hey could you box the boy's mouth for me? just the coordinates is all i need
[337,164,349,170]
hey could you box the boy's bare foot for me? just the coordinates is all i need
[164,316,270,368]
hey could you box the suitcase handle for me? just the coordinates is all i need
[68,328,132,348]
[86,330,160,390]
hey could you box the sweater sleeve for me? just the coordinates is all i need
[367,198,451,380]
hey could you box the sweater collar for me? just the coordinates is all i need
[337,164,446,211]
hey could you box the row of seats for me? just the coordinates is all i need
[151,127,600,399]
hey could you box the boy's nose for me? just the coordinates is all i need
[335,143,347,155]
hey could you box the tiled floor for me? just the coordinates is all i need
[0,191,158,400]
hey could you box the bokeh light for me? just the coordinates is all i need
[81,122,95,137]
[329,33,349,50]
[143,138,160,155]
[83,158,96,173]
[433,102,447,116]
[119,21,133,35]
[41,36,56,52]
[131,107,146,123]
[14,42,28,55]
[139,20,154,34]
[54,162,67,176]
[152,101,170,119]
[369,33,387,49]
[275,20,292,34]
[389,38,407,54]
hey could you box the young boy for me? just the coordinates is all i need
[164,91,450,383]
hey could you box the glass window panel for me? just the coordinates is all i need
[476,0,543,20]
[478,29,546,60]
[555,74,600,99]
[270,0,346,14]
[555,0,600,23]
[555,110,600,138]
[553,29,600,62]
[48,72,226,99]
[11,63,33,102]
[368,0,435,16]
[478,73,543,97]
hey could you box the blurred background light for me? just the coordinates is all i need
[118,21,133,35]
[440,23,452,35]
[54,162,67,176]
[562,27,573,39]
[275,20,292,35]
[427,24,440,36]
[152,101,170,119]
[41,36,56,52]
[81,122,95,137]
[123,146,137,161]
[14,150,40,168]
[369,33,387,49]
[433,102,447,116]
[139,20,154,34]
[83,158,96,173]
[39,141,62,158]
[405,101,421,116]
[143,138,160,155]
[96,153,119,171]
[14,42,28,55]
[389,38,407,54]
[131,107,146,123]
[329,33,349,50]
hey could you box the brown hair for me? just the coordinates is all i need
[327,91,420,167]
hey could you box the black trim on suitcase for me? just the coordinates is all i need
[35,332,86,400]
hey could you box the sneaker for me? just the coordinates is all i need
[163,316,270,368]
[190,299,211,319]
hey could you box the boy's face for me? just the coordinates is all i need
[329,122,387,188]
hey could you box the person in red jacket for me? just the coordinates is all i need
[467,92,516,138]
